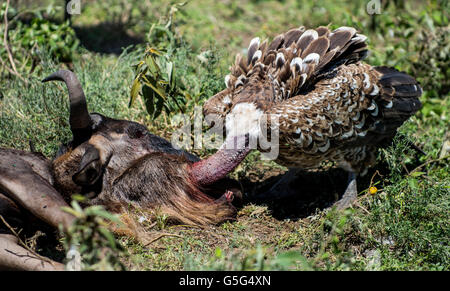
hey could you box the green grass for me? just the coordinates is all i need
[0,0,449,271]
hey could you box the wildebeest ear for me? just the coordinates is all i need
[72,145,102,187]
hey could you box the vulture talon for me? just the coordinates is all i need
[335,172,358,210]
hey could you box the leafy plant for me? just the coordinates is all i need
[130,46,186,119]
[0,2,79,79]
[17,17,79,63]
[61,200,127,271]
[128,2,191,120]
[412,24,449,96]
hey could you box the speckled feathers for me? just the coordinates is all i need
[203,25,422,174]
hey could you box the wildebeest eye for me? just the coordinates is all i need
[127,125,145,139]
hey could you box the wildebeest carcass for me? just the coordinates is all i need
[0,70,242,270]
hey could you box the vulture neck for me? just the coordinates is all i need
[189,135,251,186]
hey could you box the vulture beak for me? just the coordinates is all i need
[188,134,251,186]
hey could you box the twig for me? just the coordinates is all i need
[356,202,371,215]
[369,170,382,187]
[0,57,27,84]
[0,214,54,265]
[401,162,410,175]
[3,0,16,73]
[168,224,205,230]
[409,155,449,176]
[0,57,20,77]
[144,233,183,247]
[146,221,158,229]
[2,0,27,84]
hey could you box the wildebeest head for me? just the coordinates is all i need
[42,70,240,226]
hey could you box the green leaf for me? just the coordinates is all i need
[61,206,83,218]
[153,95,165,119]
[146,47,163,56]
[142,85,156,117]
[98,227,117,249]
[129,76,142,107]
[71,200,84,214]
[166,61,174,88]
[274,251,312,270]
[215,247,223,258]
[142,75,167,100]
[145,54,160,75]
[408,178,419,190]
[410,171,426,177]
[71,194,88,202]
[85,206,121,224]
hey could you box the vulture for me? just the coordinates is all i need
[196,25,422,208]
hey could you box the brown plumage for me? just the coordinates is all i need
[203,25,422,207]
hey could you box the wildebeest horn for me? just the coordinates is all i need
[42,70,92,146]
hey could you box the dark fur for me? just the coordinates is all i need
[51,113,237,227]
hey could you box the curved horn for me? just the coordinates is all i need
[42,70,92,146]
[189,134,251,186]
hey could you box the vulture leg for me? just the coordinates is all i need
[335,172,358,210]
